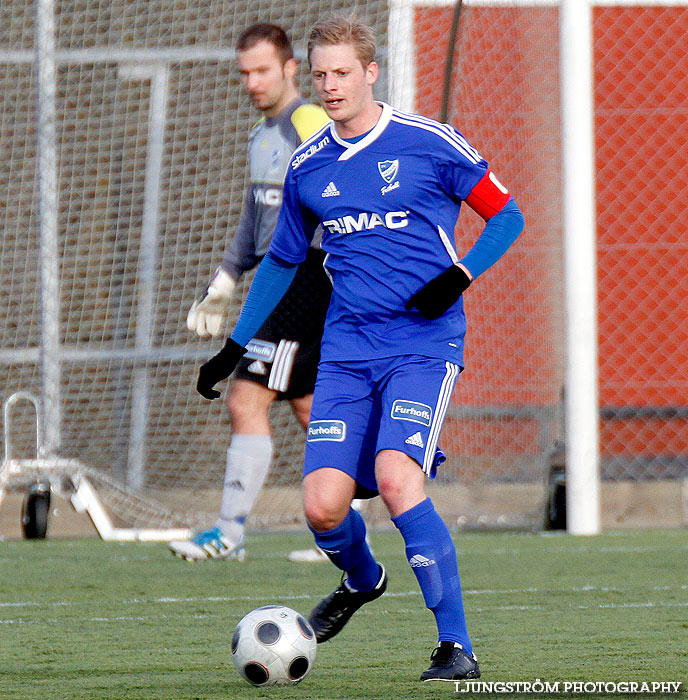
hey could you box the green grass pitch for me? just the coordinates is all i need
[1,529,686,699]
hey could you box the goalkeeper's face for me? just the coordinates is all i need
[237,40,298,118]
[310,42,378,135]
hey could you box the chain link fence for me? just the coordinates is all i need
[1,1,685,534]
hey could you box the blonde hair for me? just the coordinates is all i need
[307,15,376,70]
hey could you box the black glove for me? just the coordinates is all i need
[405,264,471,320]
[197,338,247,400]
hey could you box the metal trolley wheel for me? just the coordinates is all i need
[21,483,51,540]
[1,393,53,540]
[2,392,192,543]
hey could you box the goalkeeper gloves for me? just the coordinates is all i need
[405,263,472,320]
[197,338,247,400]
[187,268,236,338]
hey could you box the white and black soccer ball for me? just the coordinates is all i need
[231,605,317,686]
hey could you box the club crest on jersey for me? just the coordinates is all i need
[307,420,346,442]
[378,159,399,183]
[378,159,400,195]
[391,400,432,426]
[271,149,281,169]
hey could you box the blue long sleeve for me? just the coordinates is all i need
[458,199,525,279]
[230,251,298,348]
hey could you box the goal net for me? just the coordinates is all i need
[2,1,684,535]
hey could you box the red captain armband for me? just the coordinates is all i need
[464,170,511,220]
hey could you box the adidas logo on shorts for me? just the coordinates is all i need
[405,431,424,448]
[321,181,340,197]
[247,360,267,375]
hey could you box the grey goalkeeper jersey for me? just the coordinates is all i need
[221,98,329,279]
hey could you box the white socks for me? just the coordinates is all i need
[216,434,273,542]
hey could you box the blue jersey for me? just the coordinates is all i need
[269,103,490,366]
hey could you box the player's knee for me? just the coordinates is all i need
[303,494,348,532]
[303,466,356,531]
[306,511,342,532]
[226,384,270,425]
[226,385,247,413]
[377,475,406,511]
[378,474,426,517]
[376,450,427,516]
[289,399,312,430]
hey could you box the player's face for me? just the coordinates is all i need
[310,43,379,137]
[237,40,297,117]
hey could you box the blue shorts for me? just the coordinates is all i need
[304,356,460,496]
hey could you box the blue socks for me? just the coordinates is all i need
[310,498,472,652]
[310,507,380,592]
[392,498,472,653]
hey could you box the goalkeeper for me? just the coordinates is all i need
[169,23,332,562]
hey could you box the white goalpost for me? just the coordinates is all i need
[559,0,600,535]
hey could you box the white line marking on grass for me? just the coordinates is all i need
[362,601,688,616]
[150,583,688,603]
[1,584,685,612]
[454,544,688,556]
[0,600,79,608]
[0,613,217,625]
[153,593,315,604]
[465,584,688,596]
[3,601,687,627]
[254,543,688,560]
[585,601,688,610]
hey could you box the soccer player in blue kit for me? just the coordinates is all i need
[196,16,525,681]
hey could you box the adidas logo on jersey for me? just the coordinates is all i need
[405,431,425,448]
[321,181,340,197]
[409,554,436,568]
